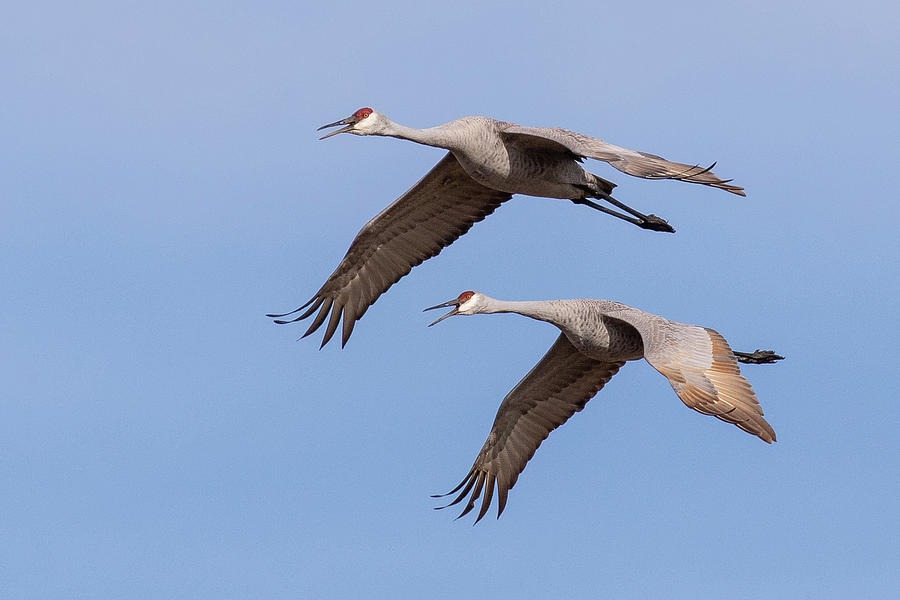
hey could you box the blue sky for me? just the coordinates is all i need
[2,1,898,598]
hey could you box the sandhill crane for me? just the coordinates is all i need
[268,108,746,348]
[424,290,779,523]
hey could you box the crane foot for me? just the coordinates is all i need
[638,214,675,233]
[734,349,785,364]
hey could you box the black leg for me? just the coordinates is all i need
[571,197,675,233]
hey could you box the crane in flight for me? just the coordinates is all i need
[269,108,746,348]
[425,290,779,523]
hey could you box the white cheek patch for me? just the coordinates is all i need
[355,113,377,134]
[458,295,478,313]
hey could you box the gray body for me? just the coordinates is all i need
[413,117,612,200]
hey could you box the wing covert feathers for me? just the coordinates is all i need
[269,153,512,347]
[435,333,624,523]
[650,327,776,443]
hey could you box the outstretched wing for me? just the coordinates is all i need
[269,153,513,348]
[606,308,775,442]
[500,125,745,196]
[436,333,625,523]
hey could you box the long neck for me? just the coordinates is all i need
[482,298,568,327]
[381,120,458,150]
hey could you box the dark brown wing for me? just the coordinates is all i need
[269,153,512,347]
[501,125,745,196]
[436,333,625,523]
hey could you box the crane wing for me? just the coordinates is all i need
[500,125,745,196]
[269,153,512,348]
[603,309,775,443]
[435,333,624,523]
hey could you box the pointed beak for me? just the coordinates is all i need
[423,298,460,327]
[317,115,357,140]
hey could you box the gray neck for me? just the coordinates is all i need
[382,121,458,150]
[484,299,566,327]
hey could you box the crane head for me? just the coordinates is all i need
[424,291,478,326]
[317,107,376,139]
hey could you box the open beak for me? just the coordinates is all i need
[317,115,357,140]
[423,298,460,327]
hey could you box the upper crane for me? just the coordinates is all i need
[269,108,745,348]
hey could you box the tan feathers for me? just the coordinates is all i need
[656,328,775,443]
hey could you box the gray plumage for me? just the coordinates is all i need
[269,108,745,347]
[425,291,776,523]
